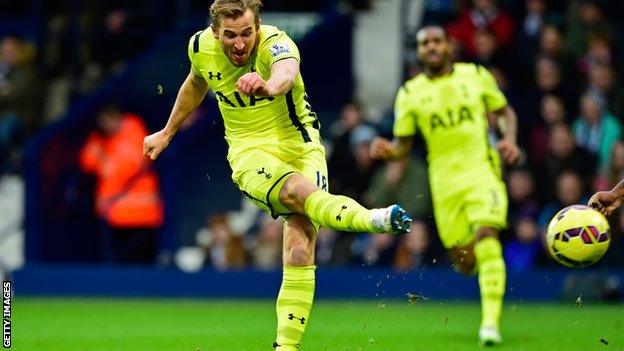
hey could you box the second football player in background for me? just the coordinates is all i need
[371,25,520,346]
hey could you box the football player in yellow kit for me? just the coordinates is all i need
[142,1,412,349]
[371,25,520,346]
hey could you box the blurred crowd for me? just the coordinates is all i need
[0,1,171,174]
[0,0,369,175]
[2,0,624,272]
[178,0,624,272]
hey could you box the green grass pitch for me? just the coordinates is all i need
[13,298,624,350]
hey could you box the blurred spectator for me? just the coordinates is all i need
[346,124,381,204]
[595,142,624,191]
[522,55,577,124]
[540,123,596,202]
[504,216,544,272]
[394,221,431,271]
[506,168,541,224]
[528,95,566,167]
[540,56,578,108]
[534,56,561,94]
[572,91,622,173]
[197,213,246,271]
[587,63,624,119]
[537,24,570,76]
[0,35,42,172]
[67,3,168,94]
[575,33,614,76]
[447,0,515,59]
[89,6,156,73]
[538,171,588,231]
[98,9,131,69]
[516,0,563,68]
[327,102,365,197]
[504,168,545,272]
[79,105,163,264]
[539,25,564,58]
[521,0,547,39]
[249,214,282,270]
[565,0,611,61]
[473,29,510,72]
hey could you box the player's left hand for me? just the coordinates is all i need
[370,137,394,160]
[496,139,520,165]
[236,72,268,96]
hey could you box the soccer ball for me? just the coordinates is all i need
[546,205,610,268]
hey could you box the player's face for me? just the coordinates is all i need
[212,9,259,67]
[416,28,450,70]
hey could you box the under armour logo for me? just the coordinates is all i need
[336,205,348,221]
[208,71,222,80]
[288,313,306,325]
[257,167,272,179]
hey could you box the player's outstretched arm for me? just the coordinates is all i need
[589,179,624,216]
[263,58,298,96]
[144,72,208,160]
[493,104,520,165]
[370,136,413,161]
[236,58,298,97]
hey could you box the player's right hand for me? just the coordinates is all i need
[496,139,520,165]
[370,137,393,160]
[236,72,267,96]
[143,130,171,160]
[588,191,622,216]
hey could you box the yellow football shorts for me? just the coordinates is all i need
[432,174,508,249]
[229,135,327,219]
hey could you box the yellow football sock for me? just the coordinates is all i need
[274,266,315,350]
[303,190,374,232]
[475,236,506,329]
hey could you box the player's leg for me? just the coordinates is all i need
[449,242,476,274]
[474,227,505,346]
[437,180,506,346]
[433,189,474,273]
[230,149,318,350]
[232,146,411,235]
[450,228,505,345]
[277,145,410,234]
[274,214,317,351]
[278,173,410,234]
[464,180,508,346]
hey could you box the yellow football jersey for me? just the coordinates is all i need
[187,25,319,159]
[393,63,507,185]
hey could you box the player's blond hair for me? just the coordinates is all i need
[210,0,262,29]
